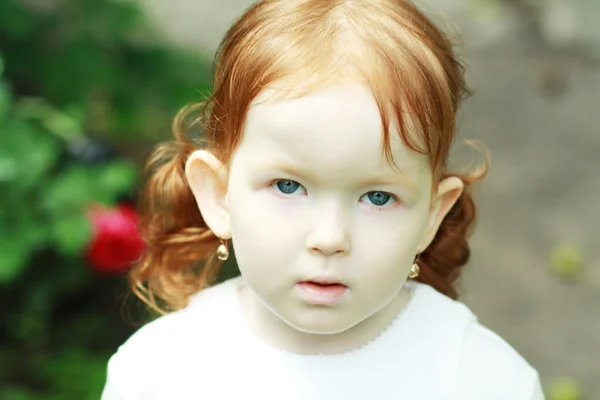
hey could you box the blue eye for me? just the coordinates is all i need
[363,191,395,206]
[274,179,303,195]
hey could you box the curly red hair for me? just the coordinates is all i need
[131,0,488,313]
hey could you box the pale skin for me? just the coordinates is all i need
[185,82,463,355]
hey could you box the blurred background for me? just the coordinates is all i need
[0,0,598,399]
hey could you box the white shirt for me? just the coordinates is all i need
[101,277,545,400]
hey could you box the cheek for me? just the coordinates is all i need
[230,193,303,239]
[352,211,426,276]
[227,185,307,267]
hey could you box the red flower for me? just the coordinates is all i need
[86,203,145,274]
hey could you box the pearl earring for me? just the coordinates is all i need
[216,238,229,261]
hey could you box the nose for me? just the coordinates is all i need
[305,201,351,256]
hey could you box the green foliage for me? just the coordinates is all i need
[2,350,109,400]
[0,87,140,282]
[0,0,213,398]
[0,0,212,141]
[0,74,140,400]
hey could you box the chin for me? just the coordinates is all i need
[278,309,362,335]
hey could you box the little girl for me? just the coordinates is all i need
[102,0,545,399]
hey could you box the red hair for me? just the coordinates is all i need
[131,0,488,313]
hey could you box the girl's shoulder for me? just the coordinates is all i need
[408,282,543,399]
[457,322,544,399]
[119,276,241,351]
[102,278,242,399]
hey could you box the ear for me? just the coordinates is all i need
[184,150,231,239]
[420,176,464,251]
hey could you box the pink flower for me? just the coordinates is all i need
[86,204,145,274]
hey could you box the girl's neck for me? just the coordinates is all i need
[237,280,413,356]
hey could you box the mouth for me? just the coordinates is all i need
[295,279,349,305]
[301,280,347,288]
[300,276,348,286]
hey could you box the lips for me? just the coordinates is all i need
[296,280,349,305]
[302,281,346,288]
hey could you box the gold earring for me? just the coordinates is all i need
[216,238,229,261]
[408,248,421,279]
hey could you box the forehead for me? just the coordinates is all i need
[238,82,429,180]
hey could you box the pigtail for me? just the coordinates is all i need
[129,104,221,314]
[417,158,489,300]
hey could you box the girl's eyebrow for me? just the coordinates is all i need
[250,161,417,191]
[356,175,418,191]
[250,162,312,181]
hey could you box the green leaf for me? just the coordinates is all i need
[0,239,29,284]
[42,106,83,142]
[7,311,47,344]
[18,204,51,249]
[42,167,95,214]
[14,98,83,141]
[0,0,36,39]
[0,202,50,284]
[36,348,109,400]
[24,135,61,186]
[0,202,50,252]
[0,387,38,400]
[50,213,92,256]
[97,160,138,196]
[0,119,61,190]
[0,81,11,121]
[0,156,18,184]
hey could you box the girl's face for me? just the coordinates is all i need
[225,82,439,334]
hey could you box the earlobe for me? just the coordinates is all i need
[184,150,232,239]
[420,176,464,251]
